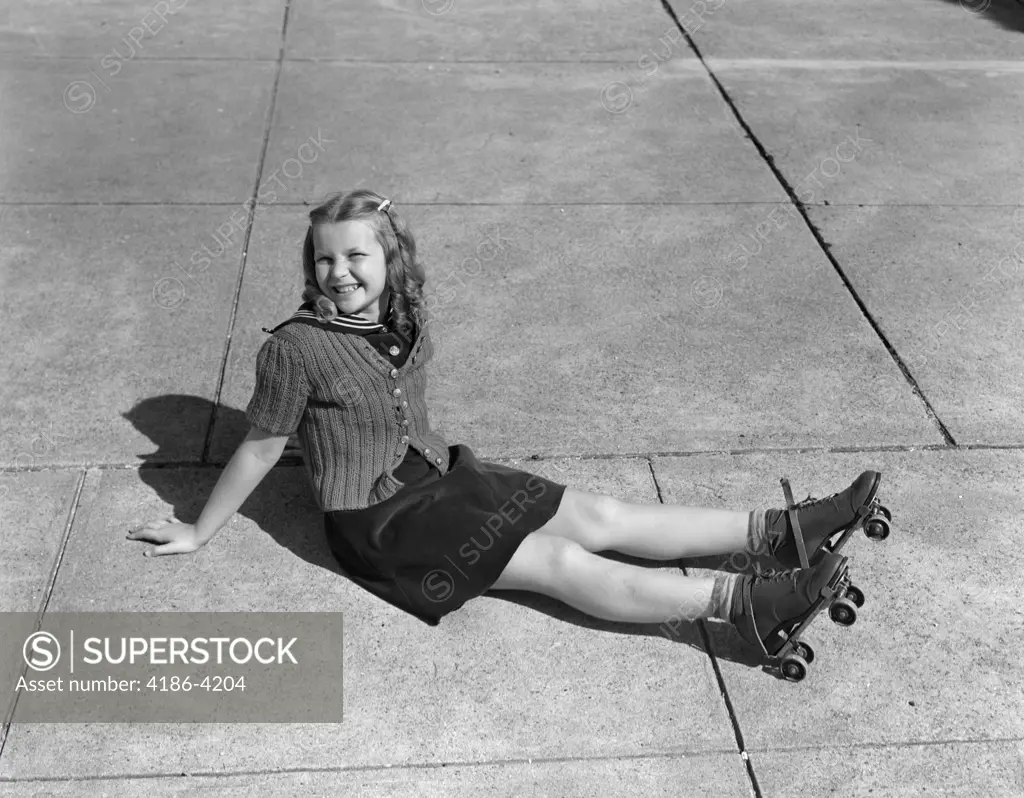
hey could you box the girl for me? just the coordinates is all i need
[129,189,885,669]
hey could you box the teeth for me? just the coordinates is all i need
[335,285,358,294]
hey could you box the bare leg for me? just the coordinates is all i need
[491,532,729,625]
[539,488,751,560]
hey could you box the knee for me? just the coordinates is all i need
[543,534,590,582]
[582,494,625,549]
[543,533,634,607]
[593,494,625,529]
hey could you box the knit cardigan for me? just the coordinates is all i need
[245,318,451,511]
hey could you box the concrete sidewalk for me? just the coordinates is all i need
[1,0,1023,795]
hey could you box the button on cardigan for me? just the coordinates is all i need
[245,307,451,511]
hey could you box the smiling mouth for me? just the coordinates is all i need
[333,284,360,295]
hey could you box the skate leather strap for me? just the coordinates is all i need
[739,578,769,657]
[780,477,810,569]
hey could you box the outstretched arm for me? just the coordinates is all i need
[128,427,291,556]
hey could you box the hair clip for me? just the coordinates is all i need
[377,198,392,212]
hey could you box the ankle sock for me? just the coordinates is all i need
[748,508,788,556]
[710,572,741,623]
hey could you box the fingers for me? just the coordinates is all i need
[122,510,202,558]
[144,539,197,558]
[126,515,198,557]
[126,515,180,538]
[127,525,168,543]
[144,542,175,557]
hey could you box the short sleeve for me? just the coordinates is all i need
[245,336,310,436]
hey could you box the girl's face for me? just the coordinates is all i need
[312,220,390,323]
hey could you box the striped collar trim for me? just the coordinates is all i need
[262,301,399,336]
[290,301,394,332]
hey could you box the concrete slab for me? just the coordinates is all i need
[679,0,1024,61]
[266,60,787,204]
[0,753,753,797]
[752,740,1024,797]
[660,449,1024,746]
[287,0,689,63]
[0,471,81,612]
[0,205,243,467]
[221,204,942,458]
[712,65,1024,205]
[0,0,283,60]
[805,205,1024,445]
[0,60,274,202]
[1,457,735,777]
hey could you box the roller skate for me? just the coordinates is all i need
[761,470,891,607]
[731,550,857,682]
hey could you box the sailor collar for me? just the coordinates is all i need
[262,300,398,337]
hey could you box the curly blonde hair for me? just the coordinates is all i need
[301,189,427,344]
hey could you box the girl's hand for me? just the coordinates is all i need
[126,515,207,557]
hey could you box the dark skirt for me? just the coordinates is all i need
[323,444,567,625]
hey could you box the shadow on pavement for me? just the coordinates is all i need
[487,547,771,672]
[937,0,1024,34]
[489,588,767,672]
[124,395,344,576]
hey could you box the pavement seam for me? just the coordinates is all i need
[0,748,742,784]
[7,55,1024,69]
[0,468,88,759]
[3,201,1022,207]
[3,442,1024,474]
[2,738,1019,784]
[703,59,1024,71]
[657,0,957,450]
[691,617,762,798]
[648,458,762,797]
[200,0,294,465]
[744,735,1024,753]
[645,457,666,504]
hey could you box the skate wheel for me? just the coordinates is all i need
[876,504,892,522]
[781,653,809,682]
[793,640,815,664]
[865,516,890,541]
[829,597,858,627]
[845,584,865,608]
